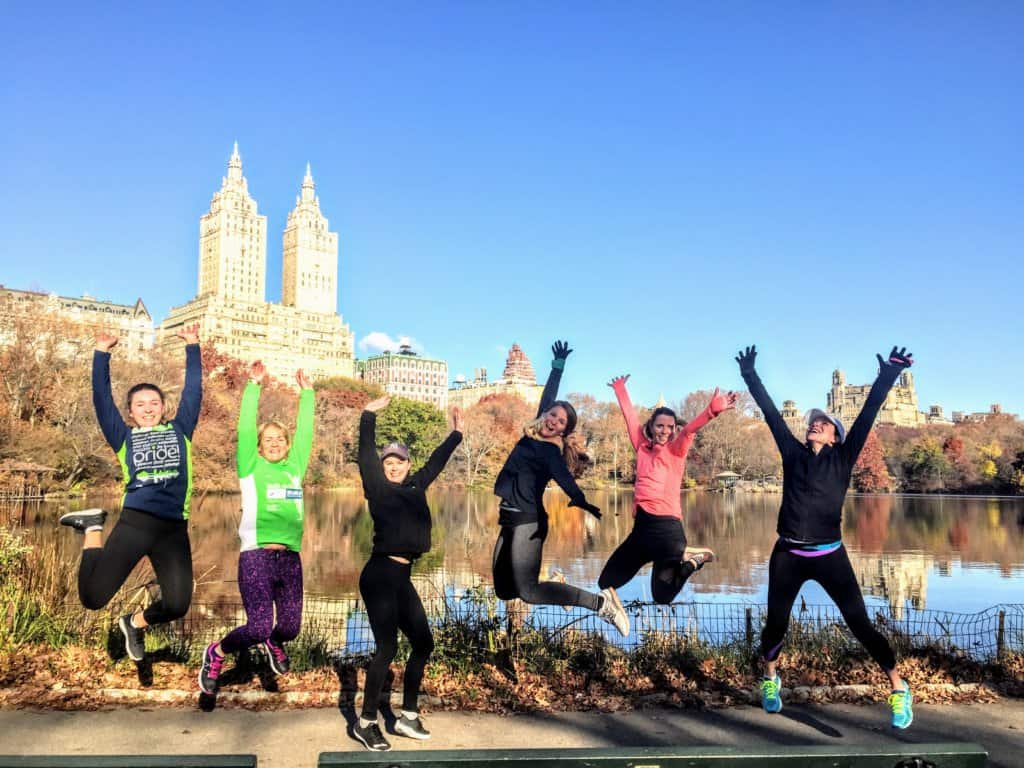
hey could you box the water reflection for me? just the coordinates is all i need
[5,490,1024,616]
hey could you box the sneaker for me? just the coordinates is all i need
[760,673,783,713]
[394,713,431,740]
[352,720,391,751]
[199,643,225,694]
[262,639,290,674]
[118,614,145,662]
[59,509,107,533]
[686,549,715,570]
[889,681,913,729]
[598,587,630,637]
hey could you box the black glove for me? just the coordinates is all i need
[570,499,601,519]
[877,346,913,372]
[551,340,572,370]
[735,345,757,376]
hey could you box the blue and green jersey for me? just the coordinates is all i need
[92,345,203,521]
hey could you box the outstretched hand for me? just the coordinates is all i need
[451,406,464,433]
[95,331,119,353]
[735,345,757,375]
[570,499,602,519]
[551,340,573,369]
[607,374,630,388]
[365,395,391,413]
[708,387,739,416]
[249,360,267,384]
[877,346,914,371]
[175,323,200,345]
[296,369,313,390]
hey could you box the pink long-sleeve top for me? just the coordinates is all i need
[612,379,717,521]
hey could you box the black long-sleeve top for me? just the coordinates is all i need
[358,411,462,558]
[742,364,902,543]
[493,364,590,526]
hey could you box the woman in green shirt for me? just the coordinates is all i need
[199,360,315,694]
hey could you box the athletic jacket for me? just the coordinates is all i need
[92,344,202,521]
[493,364,591,526]
[742,365,902,543]
[236,381,315,552]
[358,411,462,557]
[611,379,717,520]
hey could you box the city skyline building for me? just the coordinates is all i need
[361,340,448,409]
[160,145,354,383]
[448,343,545,411]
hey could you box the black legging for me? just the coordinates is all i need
[491,521,602,610]
[598,508,696,604]
[761,541,896,670]
[77,507,193,625]
[359,554,434,719]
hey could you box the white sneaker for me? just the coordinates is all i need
[598,587,630,637]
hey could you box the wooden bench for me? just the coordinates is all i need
[320,744,987,767]
[0,757,257,768]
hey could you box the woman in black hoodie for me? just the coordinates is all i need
[352,395,462,751]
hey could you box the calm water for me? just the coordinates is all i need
[7,490,1024,616]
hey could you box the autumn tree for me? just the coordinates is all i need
[852,428,891,492]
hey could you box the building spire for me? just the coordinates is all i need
[227,141,243,182]
[300,162,316,203]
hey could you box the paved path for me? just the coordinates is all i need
[1,702,1021,767]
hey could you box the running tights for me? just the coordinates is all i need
[77,507,193,626]
[359,554,434,719]
[491,521,602,610]
[221,548,303,654]
[761,541,896,670]
[598,508,696,604]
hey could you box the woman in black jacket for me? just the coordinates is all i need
[352,395,462,751]
[491,341,628,636]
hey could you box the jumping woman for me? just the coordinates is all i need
[736,344,915,729]
[491,341,629,635]
[198,361,315,694]
[60,324,202,664]
[352,395,463,751]
[598,376,737,617]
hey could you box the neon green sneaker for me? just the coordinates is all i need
[760,673,782,713]
[889,681,913,729]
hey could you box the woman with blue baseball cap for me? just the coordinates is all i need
[736,344,915,730]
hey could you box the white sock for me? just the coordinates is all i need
[401,710,418,720]
[85,525,103,533]
[359,717,375,729]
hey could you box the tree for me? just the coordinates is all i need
[903,437,951,492]
[852,429,891,492]
[454,394,532,487]
[373,397,447,466]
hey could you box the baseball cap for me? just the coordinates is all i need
[380,442,410,462]
[805,408,846,444]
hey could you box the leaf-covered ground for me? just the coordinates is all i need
[1,644,1020,712]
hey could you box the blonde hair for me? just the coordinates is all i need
[257,420,291,447]
[523,417,592,479]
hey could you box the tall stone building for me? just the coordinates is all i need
[449,344,545,411]
[827,368,928,428]
[161,145,354,383]
[362,341,448,409]
[0,285,154,360]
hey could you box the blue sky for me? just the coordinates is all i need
[2,3,1021,415]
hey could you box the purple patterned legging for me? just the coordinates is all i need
[220,548,303,654]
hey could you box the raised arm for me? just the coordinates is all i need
[842,346,913,464]
[671,387,737,456]
[290,369,316,477]
[358,396,390,497]
[537,340,572,417]
[173,324,203,438]
[609,375,643,451]
[736,346,800,456]
[412,408,464,488]
[91,332,128,451]
[236,364,263,477]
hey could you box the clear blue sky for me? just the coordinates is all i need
[2,3,1021,416]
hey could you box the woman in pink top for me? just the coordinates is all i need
[598,375,736,614]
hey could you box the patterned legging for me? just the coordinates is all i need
[220,548,303,654]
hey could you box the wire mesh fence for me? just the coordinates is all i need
[130,586,1024,665]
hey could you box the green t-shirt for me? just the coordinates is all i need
[237,381,315,552]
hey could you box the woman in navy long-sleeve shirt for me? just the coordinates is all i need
[60,324,202,665]
[737,343,914,729]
